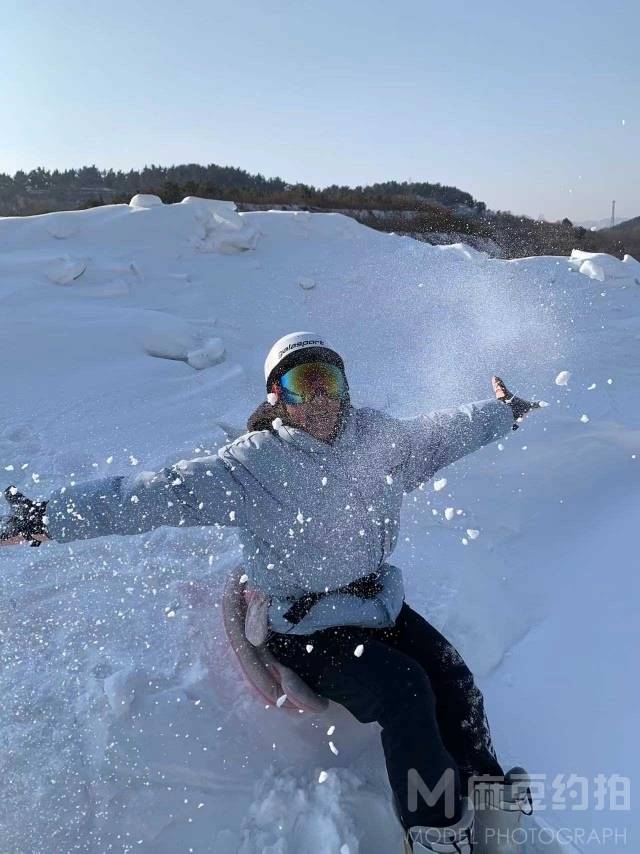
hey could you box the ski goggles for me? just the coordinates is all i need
[276,362,348,405]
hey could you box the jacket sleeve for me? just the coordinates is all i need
[45,452,246,543]
[397,398,514,492]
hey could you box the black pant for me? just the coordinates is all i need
[267,601,504,831]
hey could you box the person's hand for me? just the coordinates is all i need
[492,376,542,430]
[0,487,50,546]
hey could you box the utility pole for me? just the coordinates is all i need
[610,200,616,228]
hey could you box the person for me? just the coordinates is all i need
[2,331,541,853]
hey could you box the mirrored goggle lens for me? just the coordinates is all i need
[277,362,347,404]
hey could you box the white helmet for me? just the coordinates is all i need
[264,331,346,392]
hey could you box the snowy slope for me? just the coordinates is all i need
[1,196,638,853]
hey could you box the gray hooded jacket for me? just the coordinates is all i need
[46,399,514,635]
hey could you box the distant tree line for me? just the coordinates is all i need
[0,163,480,216]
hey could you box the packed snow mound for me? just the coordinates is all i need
[1,201,638,852]
[0,196,258,295]
[181,196,237,213]
[569,248,640,283]
[130,193,164,208]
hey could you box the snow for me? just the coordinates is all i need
[46,254,88,284]
[569,249,640,284]
[1,196,639,852]
[130,193,164,209]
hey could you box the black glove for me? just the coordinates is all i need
[0,486,49,546]
[492,376,541,431]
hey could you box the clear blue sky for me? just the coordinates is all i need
[2,0,638,221]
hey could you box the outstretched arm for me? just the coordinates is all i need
[398,376,541,491]
[2,453,246,546]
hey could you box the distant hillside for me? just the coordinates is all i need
[588,215,640,260]
[610,214,640,232]
[577,216,631,231]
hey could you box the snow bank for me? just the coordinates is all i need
[0,196,258,301]
[569,248,640,283]
[1,202,638,852]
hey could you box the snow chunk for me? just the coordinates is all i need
[578,259,606,282]
[570,249,639,283]
[142,313,197,361]
[187,337,225,370]
[298,276,316,290]
[318,771,329,783]
[466,529,480,540]
[433,478,447,492]
[354,644,364,658]
[555,371,571,386]
[129,194,163,208]
[183,196,258,254]
[580,414,590,423]
[622,254,640,278]
[444,507,455,521]
[46,255,87,285]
